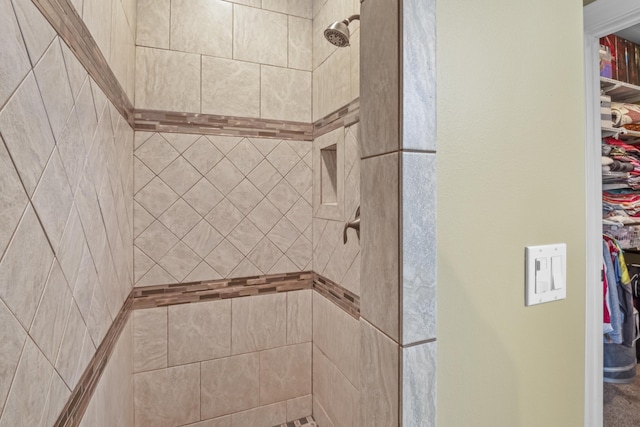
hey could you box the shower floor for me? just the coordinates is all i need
[273,416,317,427]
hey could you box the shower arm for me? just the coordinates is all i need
[345,14,360,24]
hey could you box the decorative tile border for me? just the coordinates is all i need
[134,110,314,141]
[54,294,134,427]
[31,0,134,125]
[313,98,360,139]
[313,274,360,320]
[274,416,317,427]
[132,271,314,309]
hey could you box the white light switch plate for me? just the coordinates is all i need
[525,244,567,306]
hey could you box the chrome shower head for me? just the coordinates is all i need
[324,15,360,47]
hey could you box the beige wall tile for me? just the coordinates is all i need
[233,5,288,67]
[287,289,311,344]
[350,29,360,100]
[261,66,311,122]
[0,299,26,417]
[0,205,54,328]
[286,395,312,421]
[133,307,167,373]
[168,299,231,365]
[39,371,71,427]
[158,199,201,239]
[360,320,398,427]
[201,352,259,419]
[171,0,232,57]
[313,293,360,387]
[313,47,351,121]
[360,153,399,340]
[0,73,55,196]
[135,46,200,112]
[135,221,179,262]
[184,416,231,427]
[201,56,260,117]
[56,303,91,389]
[82,0,112,60]
[312,345,358,427]
[10,0,56,65]
[312,396,335,427]
[230,402,286,427]
[0,137,28,259]
[260,343,311,405]
[0,0,31,106]
[288,16,312,71]
[232,293,286,354]
[0,338,53,427]
[134,363,200,427]
[136,177,179,218]
[288,0,312,19]
[158,241,201,281]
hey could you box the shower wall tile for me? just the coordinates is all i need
[133,307,167,373]
[0,136,28,259]
[261,66,312,122]
[135,46,200,113]
[313,46,352,121]
[0,0,31,107]
[359,319,399,427]
[360,0,399,157]
[287,0,313,19]
[360,152,399,341]
[171,0,233,58]
[402,340,437,427]
[231,402,287,427]
[286,395,312,422]
[133,132,312,287]
[0,299,26,418]
[201,56,260,118]
[10,0,56,66]
[232,293,286,354]
[233,5,288,67]
[350,29,360,100]
[401,152,437,344]
[134,362,200,426]
[286,289,312,344]
[259,343,311,405]
[289,16,313,71]
[312,292,360,387]
[82,0,113,61]
[312,344,359,427]
[136,0,169,48]
[168,299,231,365]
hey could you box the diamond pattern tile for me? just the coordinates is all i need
[134,202,154,237]
[267,217,299,252]
[183,136,224,174]
[267,141,300,175]
[205,158,244,195]
[285,161,312,196]
[206,135,241,155]
[247,238,282,273]
[204,239,244,278]
[183,178,223,216]
[249,137,279,157]
[0,137,28,258]
[135,134,179,174]
[287,140,311,159]
[286,198,312,233]
[158,199,201,238]
[162,133,199,154]
[206,198,244,237]
[287,235,312,269]
[230,258,261,278]
[183,220,223,258]
[226,179,263,215]
[159,157,201,196]
[227,218,263,255]
[137,264,176,287]
[247,199,281,234]
[136,177,179,218]
[268,180,299,215]
[248,160,282,196]
[158,241,200,282]
[184,261,222,282]
[226,138,264,175]
[134,221,179,262]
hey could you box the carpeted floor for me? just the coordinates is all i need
[604,368,640,427]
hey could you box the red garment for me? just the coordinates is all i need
[603,263,611,324]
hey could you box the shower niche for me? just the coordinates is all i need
[314,127,345,220]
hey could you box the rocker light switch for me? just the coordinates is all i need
[525,244,567,306]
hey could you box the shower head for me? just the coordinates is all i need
[324,15,360,47]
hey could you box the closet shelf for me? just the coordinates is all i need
[601,77,640,103]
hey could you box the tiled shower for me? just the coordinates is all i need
[0,0,366,425]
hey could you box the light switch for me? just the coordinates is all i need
[551,256,563,290]
[525,244,567,306]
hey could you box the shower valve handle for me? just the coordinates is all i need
[343,206,360,244]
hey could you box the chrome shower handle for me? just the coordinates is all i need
[343,206,360,244]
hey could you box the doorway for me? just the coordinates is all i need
[584,1,640,426]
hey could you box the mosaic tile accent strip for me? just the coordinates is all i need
[31,0,134,125]
[133,271,314,309]
[54,294,134,427]
[313,98,360,139]
[134,110,313,141]
[274,416,317,427]
[313,274,360,320]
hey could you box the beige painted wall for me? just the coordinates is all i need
[436,0,586,426]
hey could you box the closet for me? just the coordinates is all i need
[599,28,640,426]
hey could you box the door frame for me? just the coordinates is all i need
[584,2,640,426]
